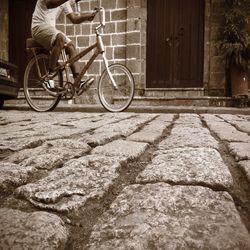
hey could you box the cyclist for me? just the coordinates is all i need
[31,0,96,94]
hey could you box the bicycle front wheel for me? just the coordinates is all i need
[23,53,63,112]
[98,64,135,112]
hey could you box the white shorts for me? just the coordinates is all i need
[31,24,71,50]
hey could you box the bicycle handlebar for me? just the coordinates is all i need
[74,0,105,30]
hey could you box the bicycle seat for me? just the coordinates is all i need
[26,38,43,49]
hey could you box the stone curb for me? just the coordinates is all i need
[3,104,250,115]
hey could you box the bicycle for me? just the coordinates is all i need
[23,0,135,112]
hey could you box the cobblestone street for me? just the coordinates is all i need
[0,110,250,249]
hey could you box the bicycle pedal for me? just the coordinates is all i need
[76,78,94,96]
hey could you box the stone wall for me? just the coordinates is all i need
[205,0,250,96]
[204,0,225,96]
[0,0,9,61]
[56,0,146,103]
[56,0,229,100]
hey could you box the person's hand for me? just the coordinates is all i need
[87,11,96,21]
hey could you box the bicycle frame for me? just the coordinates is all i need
[58,34,101,87]
[55,6,117,90]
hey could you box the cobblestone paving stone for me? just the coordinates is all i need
[202,114,250,143]
[127,115,174,143]
[229,142,250,161]
[202,114,250,186]
[238,160,250,183]
[0,208,68,249]
[0,162,36,192]
[0,111,250,249]
[15,155,126,213]
[92,139,148,160]
[158,115,219,150]
[6,139,91,170]
[82,114,156,146]
[218,114,250,134]
[0,113,128,152]
[87,184,250,250]
[136,147,233,189]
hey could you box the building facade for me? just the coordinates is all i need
[1,0,249,104]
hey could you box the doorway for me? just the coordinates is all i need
[9,0,36,83]
[146,0,204,88]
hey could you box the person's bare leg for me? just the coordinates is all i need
[65,42,94,94]
[49,33,65,73]
[65,42,79,78]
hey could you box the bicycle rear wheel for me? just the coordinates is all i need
[23,53,63,112]
[98,64,135,112]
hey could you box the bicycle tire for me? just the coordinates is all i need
[98,64,135,112]
[23,53,63,112]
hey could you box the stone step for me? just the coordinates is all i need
[5,88,73,105]
[5,88,250,108]
[132,88,249,107]
[141,88,205,98]
[130,96,235,107]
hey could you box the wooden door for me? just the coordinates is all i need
[9,0,36,83]
[146,0,204,88]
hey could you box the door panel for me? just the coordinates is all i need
[175,0,204,87]
[147,0,174,88]
[147,0,204,88]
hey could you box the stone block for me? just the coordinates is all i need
[0,163,36,192]
[114,46,126,59]
[101,1,117,10]
[127,44,141,59]
[66,25,75,36]
[116,21,126,33]
[127,31,141,44]
[87,183,250,249]
[93,139,148,160]
[112,10,127,21]
[0,208,68,249]
[77,36,90,47]
[229,143,250,161]
[137,147,233,189]
[117,0,127,9]
[112,33,126,46]
[16,155,125,212]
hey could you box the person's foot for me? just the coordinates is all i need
[44,81,63,92]
[44,79,56,90]
[44,71,62,92]
[76,78,95,96]
[44,80,64,92]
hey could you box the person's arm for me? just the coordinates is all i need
[67,12,96,24]
[45,0,69,9]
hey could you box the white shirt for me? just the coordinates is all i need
[31,0,73,29]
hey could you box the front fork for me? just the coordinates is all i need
[97,35,118,89]
[102,54,118,89]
